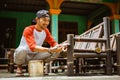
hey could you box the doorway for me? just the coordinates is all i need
[59,21,78,43]
[0,17,16,57]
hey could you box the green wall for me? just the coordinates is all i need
[59,14,87,34]
[0,11,35,47]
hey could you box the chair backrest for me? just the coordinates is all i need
[110,32,120,50]
[74,22,103,50]
[110,35,115,50]
[74,31,92,49]
[86,23,103,50]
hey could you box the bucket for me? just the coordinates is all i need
[28,60,44,77]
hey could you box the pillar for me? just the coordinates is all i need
[46,0,64,42]
[104,2,120,33]
[111,15,120,33]
[49,9,61,42]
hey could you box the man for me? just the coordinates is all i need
[14,10,63,76]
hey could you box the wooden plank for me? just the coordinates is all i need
[74,49,106,53]
[116,36,120,75]
[67,34,74,76]
[87,25,103,50]
[74,38,106,42]
[80,31,92,49]
[110,35,115,49]
[103,17,112,75]
[74,31,92,49]
[74,35,82,49]
[74,53,107,58]
[75,58,80,74]
[51,65,67,69]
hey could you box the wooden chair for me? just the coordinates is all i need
[48,18,104,75]
[45,41,69,74]
[74,22,104,74]
[0,48,15,73]
[109,32,120,75]
[0,48,7,70]
[46,18,106,75]
[66,17,112,76]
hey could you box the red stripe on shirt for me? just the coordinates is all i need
[45,28,57,47]
[23,25,57,52]
[23,25,36,51]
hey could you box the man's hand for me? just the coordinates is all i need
[49,46,63,53]
[60,42,68,52]
[48,43,68,54]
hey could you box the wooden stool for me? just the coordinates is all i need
[28,60,44,77]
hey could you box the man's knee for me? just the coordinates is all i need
[44,52,60,63]
[14,48,27,58]
[14,48,27,64]
[51,52,60,58]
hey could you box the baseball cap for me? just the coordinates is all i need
[36,10,49,18]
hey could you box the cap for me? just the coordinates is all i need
[36,10,49,18]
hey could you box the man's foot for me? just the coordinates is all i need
[16,65,24,77]
[16,71,24,77]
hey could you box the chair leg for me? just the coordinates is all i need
[44,62,50,75]
[25,65,28,72]
[7,48,15,73]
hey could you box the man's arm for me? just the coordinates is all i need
[44,28,58,47]
[33,46,49,53]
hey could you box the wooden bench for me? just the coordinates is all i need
[66,17,112,76]
[77,32,120,75]
[0,48,29,73]
[0,48,8,70]
[47,18,104,74]
[0,48,15,73]
[47,17,109,75]
[109,32,120,75]
[74,23,104,74]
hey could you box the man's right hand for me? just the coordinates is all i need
[49,46,63,53]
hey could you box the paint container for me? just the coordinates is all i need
[28,60,44,77]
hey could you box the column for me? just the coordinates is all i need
[111,15,120,33]
[49,9,61,42]
[104,2,120,33]
[46,0,64,42]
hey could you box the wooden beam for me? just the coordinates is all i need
[103,17,112,75]
[116,36,120,75]
[67,34,74,76]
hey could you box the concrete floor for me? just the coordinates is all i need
[0,75,120,80]
[0,69,120,80]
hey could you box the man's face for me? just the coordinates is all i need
[37,17,50,30]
